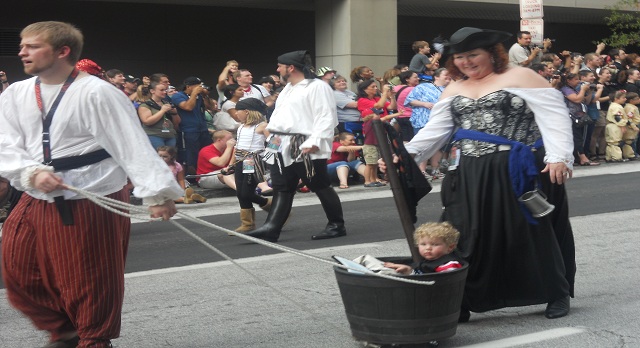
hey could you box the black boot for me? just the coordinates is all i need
[545,295,570,319]
[246,191,294,242]
[312,187,346,240]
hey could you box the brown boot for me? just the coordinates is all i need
[233,208,256,234]
[191,193,207,203]
[259,198,272,212]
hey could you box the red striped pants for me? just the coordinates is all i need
[2,188,131,347]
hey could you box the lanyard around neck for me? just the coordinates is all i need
[35,69,79,164]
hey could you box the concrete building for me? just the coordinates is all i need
[0,0,629,94]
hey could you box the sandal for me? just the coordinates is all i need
[580,161,600,166]
[339,183,349,189]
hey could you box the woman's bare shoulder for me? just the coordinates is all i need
[441,80,464,98]
[502,67,550,88]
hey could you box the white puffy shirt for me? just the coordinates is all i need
[0,74,183,204]
[405,88,575,170]
[266,79,338,167]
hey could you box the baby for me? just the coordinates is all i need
[385,222,463,275]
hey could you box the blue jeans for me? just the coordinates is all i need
[183,131,213,168]
[327,160,363,179]
[147,135,176,151]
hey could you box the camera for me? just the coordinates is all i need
[371,107,385,115]
[201,84,211,91]
[552,74,561,79]
[589,84,597,90]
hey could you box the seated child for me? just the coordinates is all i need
[384,221,463,275]
[157,146,206,203]
[327,132,365,189]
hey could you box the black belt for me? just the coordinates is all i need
[47,149,112,225]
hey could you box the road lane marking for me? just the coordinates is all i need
[124,242,385,278]
[458,327,587,348]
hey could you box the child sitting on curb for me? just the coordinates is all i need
[157,146,206,203]
[384,222,463,275]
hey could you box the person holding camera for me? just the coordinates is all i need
[579,70,605,161]
[171,76,213,176]
[508,31,551,68]
[138,81,178,149]
[559,73,600,166]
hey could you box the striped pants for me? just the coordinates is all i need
[1,188,130,347]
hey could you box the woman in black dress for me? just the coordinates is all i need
[394,27,576,322]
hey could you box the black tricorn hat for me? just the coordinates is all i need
[236,98,267,114]
[278,50,309,70]
[444,27,512,55]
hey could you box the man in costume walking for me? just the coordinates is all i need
[248,50,346,242]
[0,21,181,347]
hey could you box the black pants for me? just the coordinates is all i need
[269,156,331,193]
[234,162,268,209]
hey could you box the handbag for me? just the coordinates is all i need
[569,111,594,127]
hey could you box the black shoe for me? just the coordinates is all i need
[311,223,346,240]
[458,308,470,323]
[545,295,570,319]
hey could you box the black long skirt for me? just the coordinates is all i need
[440,149,575,313]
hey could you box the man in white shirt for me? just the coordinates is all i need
[0,21,180,348]
[508,31,551,68]
[234,68,275,107]
[247,50,346,242]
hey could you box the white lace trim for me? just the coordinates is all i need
[544,154,574,171]
[20,165,54,190]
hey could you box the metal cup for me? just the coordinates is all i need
[518,190,555,218]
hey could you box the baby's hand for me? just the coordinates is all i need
[383,262,412,275]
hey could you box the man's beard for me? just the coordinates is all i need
[280,72,290,84]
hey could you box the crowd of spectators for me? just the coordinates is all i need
[1,32,639,203]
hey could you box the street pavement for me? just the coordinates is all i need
[1,162,640,347]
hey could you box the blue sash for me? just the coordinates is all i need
[452,129,543,225]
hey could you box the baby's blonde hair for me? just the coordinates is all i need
[413,222,460,246]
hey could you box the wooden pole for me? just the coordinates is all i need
[371,119,421,263]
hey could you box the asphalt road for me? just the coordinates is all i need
[1,162,640,347]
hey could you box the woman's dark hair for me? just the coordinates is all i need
[445,43,509,80]
[223,83,241,100]
[399,70,416,85]
[559,73,578,89]
[618,68,639,85]
[356,79,377,99]
[350,66,369,83]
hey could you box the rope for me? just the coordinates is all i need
[64,185,435,286]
